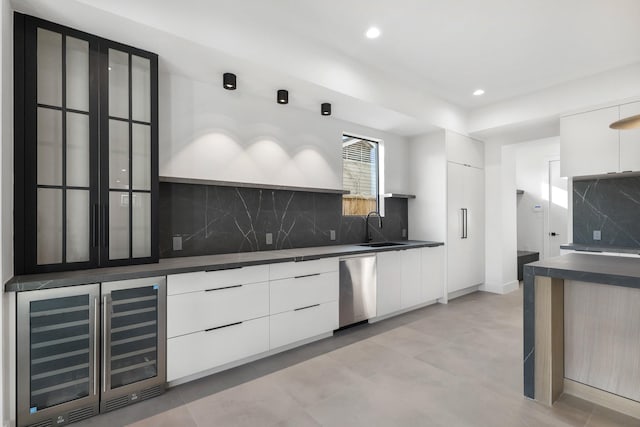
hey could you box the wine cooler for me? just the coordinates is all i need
[100,277,166,412]
[17,277,166,427]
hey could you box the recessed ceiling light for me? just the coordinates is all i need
[473,89,485,96]
[365,27,381,39]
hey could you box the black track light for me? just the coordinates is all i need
[223,73,236,90]
[277,89,289,104]
[321,103,331,116]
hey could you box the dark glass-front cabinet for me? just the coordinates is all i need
[14,13,158,275]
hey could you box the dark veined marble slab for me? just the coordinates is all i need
[5,240,443,292]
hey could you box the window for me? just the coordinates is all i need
[342,134,379,215]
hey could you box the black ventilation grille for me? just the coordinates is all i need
[27,420,52,427]
[104,394,129,412]
[68,405,98,424]
[139,384,163,401]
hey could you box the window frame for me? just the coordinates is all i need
[341,133,381,217]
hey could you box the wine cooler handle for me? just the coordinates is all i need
[103,294,109,393]
[94,296,99,396]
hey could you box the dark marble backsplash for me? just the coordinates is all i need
[159,182,408,258]
[573,176,640,248]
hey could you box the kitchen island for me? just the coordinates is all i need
[524,253,640,419]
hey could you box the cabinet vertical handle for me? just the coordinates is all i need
[93,296,99,396]
[102,205,108,248]
[461,208,468,239]
[92,204,99,247]
[460,208,465,239]
[102,295,109,393]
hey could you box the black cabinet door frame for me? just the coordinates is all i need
[98,39,159,268]
[14,13,158,274]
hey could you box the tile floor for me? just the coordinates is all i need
[76,288,638,427]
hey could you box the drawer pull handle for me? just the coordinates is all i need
[205,321,243,332]
[294,304,320,311]
[204,284,243,292]
[205,266,242,272]
[294,273,321,279]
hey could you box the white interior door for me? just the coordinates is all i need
[547,160,568,258]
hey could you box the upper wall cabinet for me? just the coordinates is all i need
[14,13,159,274]
[560,106,620,177]
[619,101,640,173]
[446,131,484,169]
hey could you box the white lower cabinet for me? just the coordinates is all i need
[400,248,422,309]
[167,257,339,382]
[377,246,445,319]
[270,301,339,349]
[269,272,338,315]
[167,281,269,338]
[376,251,403,317]
[167,317,269,381]
[421,246,445,302]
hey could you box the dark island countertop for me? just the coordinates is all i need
[5,240,444,292]
[524,252,640,289]
[560,243,640,256]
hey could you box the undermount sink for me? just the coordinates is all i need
[358,242,408,248]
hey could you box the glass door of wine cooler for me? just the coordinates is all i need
[17,284,100,427]
[100,277,166,412]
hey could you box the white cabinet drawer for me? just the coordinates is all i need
[167,264,269,295]
[269,257,338,281]
[270,301,338,349]
[167,281,269,338]
[167,316,269,381]
[270,271,338,314]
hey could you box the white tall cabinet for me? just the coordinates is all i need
[447,162,485,293]
[408,130,485,299]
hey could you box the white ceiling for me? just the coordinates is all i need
[13,0,640,138]
[70,0,640,109]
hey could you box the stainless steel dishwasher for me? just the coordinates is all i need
[339,254,377,327]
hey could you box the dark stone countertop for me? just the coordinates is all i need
[517,250,539,258]
[524,252,640,289]
[560,243,640,256]
[5,240,444,292]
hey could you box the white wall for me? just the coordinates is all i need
[483,141,518,294]
[514,137,560,259]
[1,0,12,424]
[160,72,410,193]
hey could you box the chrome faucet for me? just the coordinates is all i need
[366,211,383,242]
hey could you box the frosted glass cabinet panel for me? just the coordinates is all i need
[108,49,129,119]
[132,56,151,122]
[108,120,130,189]
[66,36,89,111]
[132,124,151,191]
[37,28,62,107]
[36,108,63,186]
[15,13,158,274]
[109,192,130,260]
[66,112,90,187]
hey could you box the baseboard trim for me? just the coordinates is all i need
[368,299,439,323]
[167,331,333,387]
[448,285,480,300]
[563,379,640,420]
[480,280,519,295]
